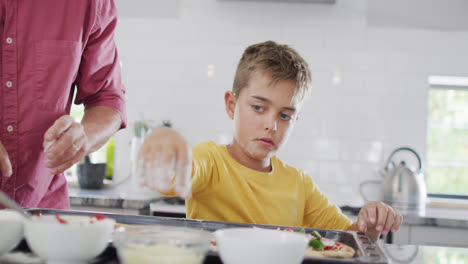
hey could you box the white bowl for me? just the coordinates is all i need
[114,225,211,264]
[215,228,309,264]
[0,210,24,255]
[24,214,115,264]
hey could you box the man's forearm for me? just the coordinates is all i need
[81,106,122,153]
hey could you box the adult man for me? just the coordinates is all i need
[0,0,126,209]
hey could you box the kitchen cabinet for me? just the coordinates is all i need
[391,205,468,247]
[408,225,468,247]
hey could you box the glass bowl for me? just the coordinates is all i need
[114,225,211,264]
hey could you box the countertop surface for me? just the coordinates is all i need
[379,242,468,264]
[396,198,468,228]
[149,197,468,229]
[68,185,468,228]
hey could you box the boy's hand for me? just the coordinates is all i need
[137,127,192,199]
[351,201,403,241]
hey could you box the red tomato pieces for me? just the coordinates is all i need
[324,242,339,250]
[93,214,106,221]
[55,214,68,224]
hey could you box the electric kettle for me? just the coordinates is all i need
[382,147,427,210]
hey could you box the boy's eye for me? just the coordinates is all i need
[280,113,292,121]
[252,105,264,112]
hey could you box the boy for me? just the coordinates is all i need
[137,41,402,241]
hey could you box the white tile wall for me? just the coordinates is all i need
[111,0,468,206]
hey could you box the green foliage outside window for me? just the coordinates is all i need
[426,88,468,195]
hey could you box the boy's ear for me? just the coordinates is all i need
[224,91,236,120]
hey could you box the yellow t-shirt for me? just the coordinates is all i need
[168,141,352,230]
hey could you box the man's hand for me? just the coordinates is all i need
[137,126,192,199]
[0,141,12,177]
[349,201,403,241]
[43,115,87,175]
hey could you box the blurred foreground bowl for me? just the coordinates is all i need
[215,227,309,264]
[24,214,115,264]
[0,210,24,256]
[114,225,211,264]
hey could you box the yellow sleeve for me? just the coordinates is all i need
[190,142,216,197]
[302,173,352,230]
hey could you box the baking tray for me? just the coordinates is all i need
[14,209,387,264]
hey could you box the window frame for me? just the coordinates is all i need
[426,76,468,200]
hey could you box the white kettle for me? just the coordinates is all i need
[382,147,427,210]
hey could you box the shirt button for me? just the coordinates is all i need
[6,37,12,44]
[7,125,13,132]
[6,81,12,87]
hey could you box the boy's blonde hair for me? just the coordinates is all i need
[232,41,311,100]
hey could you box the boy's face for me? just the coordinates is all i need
[225,72,301,162]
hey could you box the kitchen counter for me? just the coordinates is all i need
[398,202,468,229]
[380,243,468,263]
[341,197,468,229]
[384,198,468,247]
[150,198,468,228]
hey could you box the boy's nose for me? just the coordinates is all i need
[265,119,277,132]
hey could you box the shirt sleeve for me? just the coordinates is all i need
[303,173,352,230]
[190,142,216,197]
[75,0,127,129]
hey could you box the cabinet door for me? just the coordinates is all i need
[410,226,468,247]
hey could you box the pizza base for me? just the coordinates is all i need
[304,238,355,259]
[210,233,355,259]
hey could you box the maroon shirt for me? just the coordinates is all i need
[0,0,126,209]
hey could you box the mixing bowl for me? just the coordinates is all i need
[24,214,115,264]
[0,210,24,255]
[215,227,309,264]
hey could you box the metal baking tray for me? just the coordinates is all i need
[18,209,387,264]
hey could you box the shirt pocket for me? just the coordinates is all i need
[34,40,81,112]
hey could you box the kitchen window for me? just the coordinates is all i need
[426,76,468,198]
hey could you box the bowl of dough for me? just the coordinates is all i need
[114,225,211,264]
